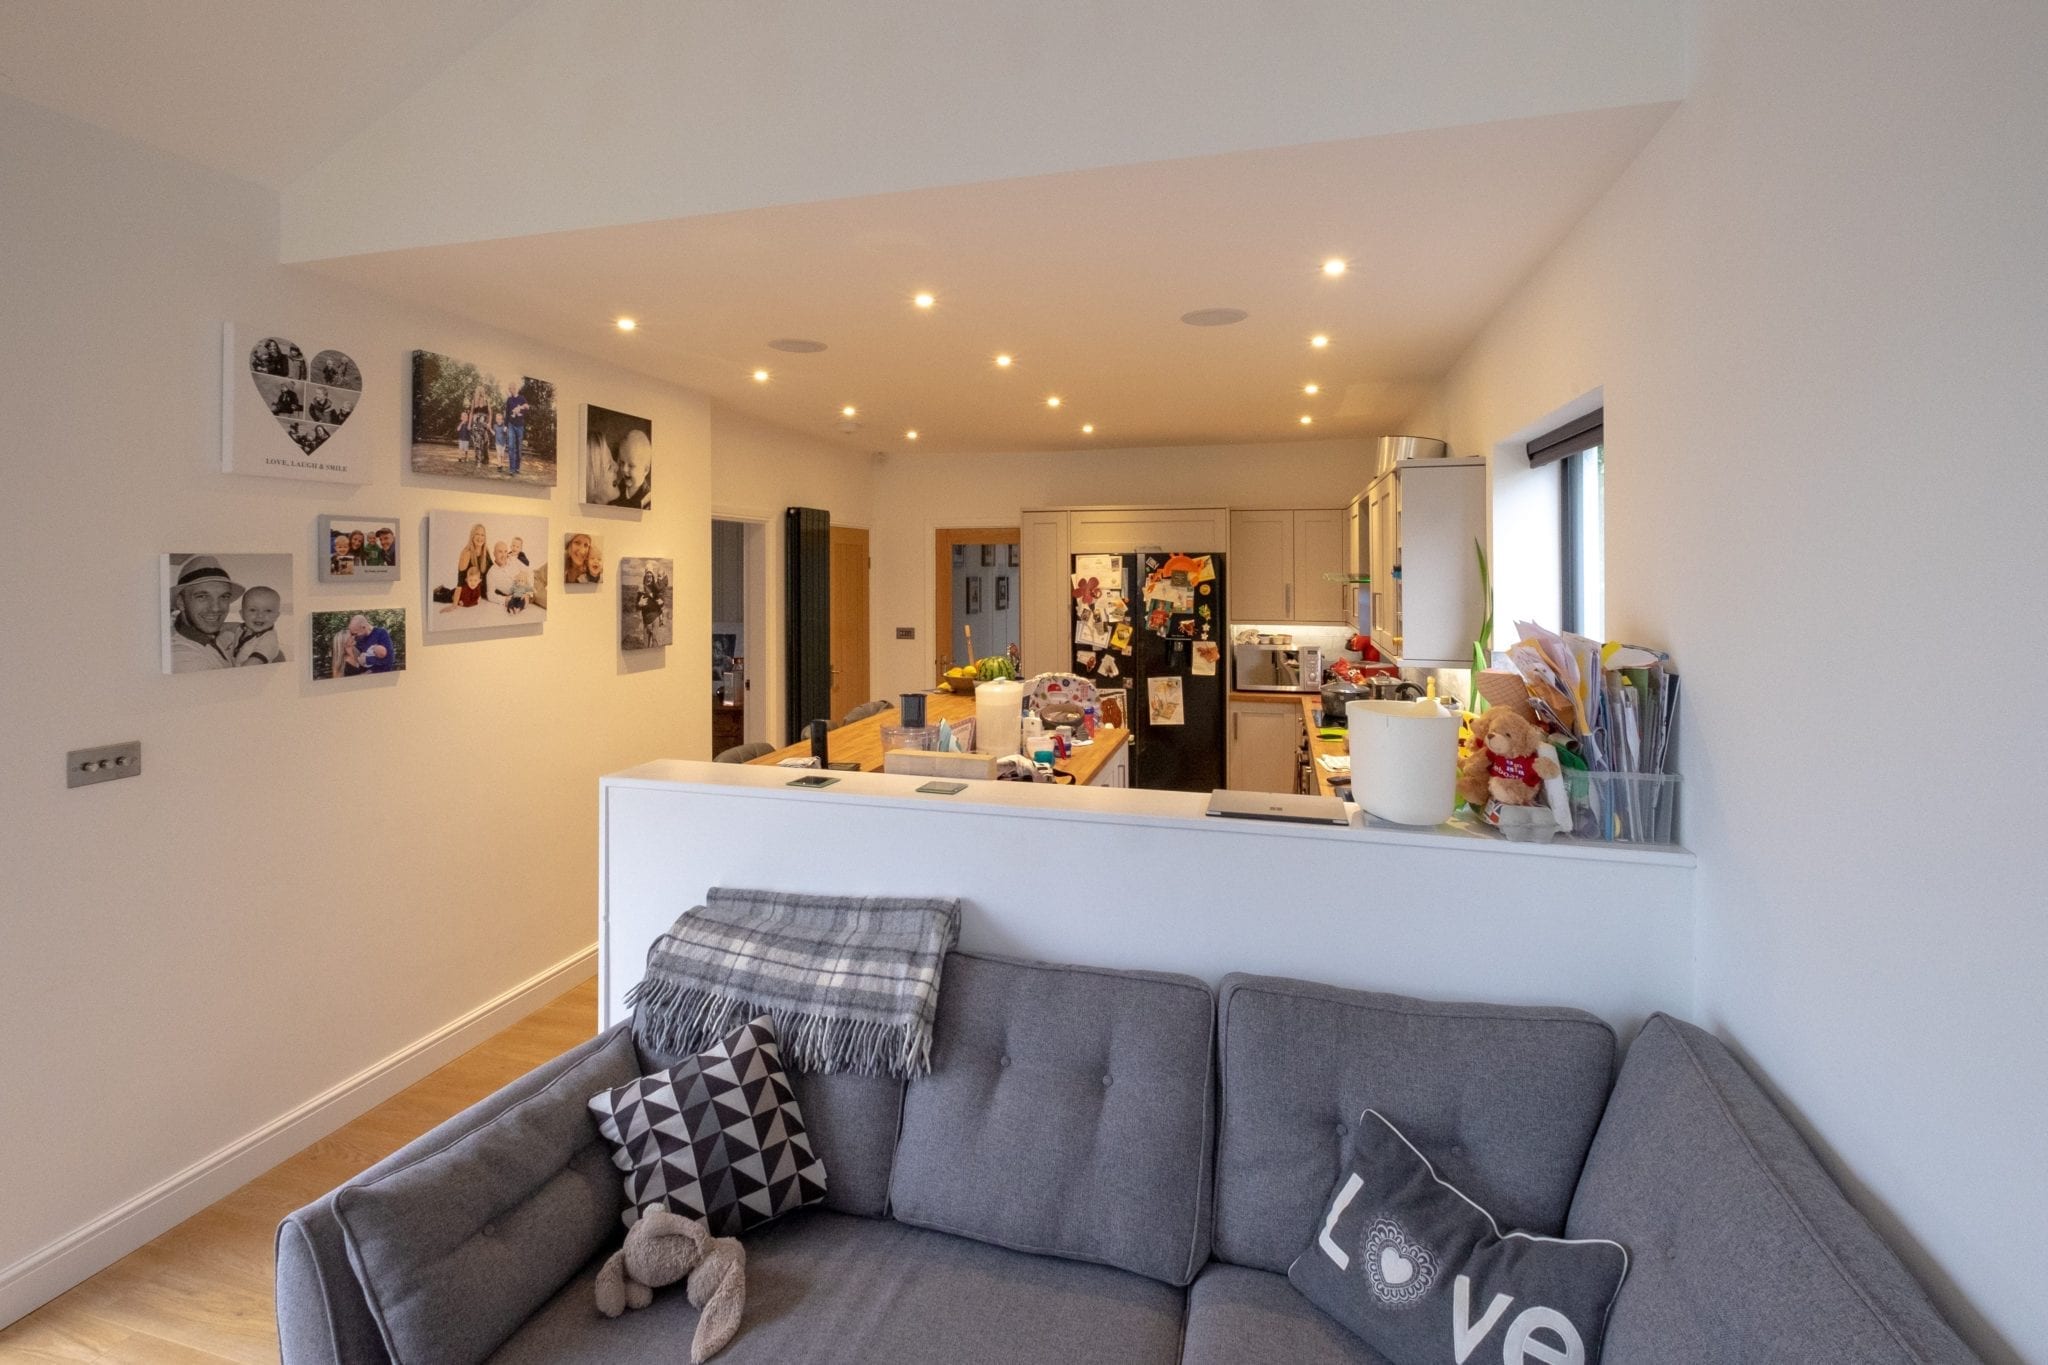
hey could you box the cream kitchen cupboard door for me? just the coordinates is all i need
[1291,508,1349,623]
[1228,702,1300,794]
[1067,506,1228,554]
[1019,509,1071,678]
[1228,509,1293,620]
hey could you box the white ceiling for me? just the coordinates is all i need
[0,0,534,188]
[304,105,1673,453]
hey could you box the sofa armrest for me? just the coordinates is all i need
[275,1023,635,1365]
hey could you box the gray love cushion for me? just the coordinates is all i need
[1289,1110,1629,1365]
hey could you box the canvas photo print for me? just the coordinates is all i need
[311,609,406,679]
[620,557,673,650]
[410,350,557,487]
[222,324,370,483]
[161,553,293,673]
[564,530,605,586]
[584,404,653,509]
[425,510,549,634]
[318,515,400,581]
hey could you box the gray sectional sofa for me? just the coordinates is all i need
[277,952,1982,1364]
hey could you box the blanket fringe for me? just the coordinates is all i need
[626,978,935,1079]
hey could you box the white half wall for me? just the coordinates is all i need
[0,94,711,1323]
[1408,3,2048,1357]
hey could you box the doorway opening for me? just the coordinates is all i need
[933,527,1020,677]
[829,525,872,725]
[710,516,768,753]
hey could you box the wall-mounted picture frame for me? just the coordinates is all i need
[996,575,1010,610]
[584,404,653,509]
[1008,543,1019,567]
[564,530,605,586]
[311,609,406,679]
[162,552,294,673]
[222,324,370,483]
[410,351,558,487]
[621,557,674,650]
[317,515,401,581]
[980,544,995,566]
[965,576,982,614]
[424,510,549,634]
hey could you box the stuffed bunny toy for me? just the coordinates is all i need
[593,1207,747,1363]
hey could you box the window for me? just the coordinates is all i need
[1527,410,1604,637]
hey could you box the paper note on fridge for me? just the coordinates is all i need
[1148,675,1185,725]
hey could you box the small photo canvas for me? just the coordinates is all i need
[311,609,406,679]
[621,557,673,650]
[162,553,294,673]
[425,510,549,634]
[585,404,654,509]
[411,350,558,487]
[318,515,401,581]
[564,530,605,586]
[223,324,370,483]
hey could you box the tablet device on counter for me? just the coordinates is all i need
[917,781,968,795]
[786,775,839,789]
[1205,790,1351,826]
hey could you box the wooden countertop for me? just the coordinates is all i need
[747,690,1130,786]
[1301,695,1351,800]
[1229,689,1318,705]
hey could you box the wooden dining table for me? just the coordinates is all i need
[747,690,1130,785]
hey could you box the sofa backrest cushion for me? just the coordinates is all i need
[1569,1014,1982,1364]
[888,952,1215,1286]
[636,1033,902,1219]
[331,1026,639,1365]
[1213,973,1616,1274]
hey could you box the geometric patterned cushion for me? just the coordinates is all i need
[588,1014,828,1236]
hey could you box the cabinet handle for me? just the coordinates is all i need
[1284,582,1293,616]
[1233,713,1239,741]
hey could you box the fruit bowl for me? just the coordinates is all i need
[939,674,980,695]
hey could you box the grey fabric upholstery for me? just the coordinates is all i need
[487,1208,1188,1364]
[276,1024,635,1365]
[714,741,775,764]
[1570,1014,1982,1364]
[841,699,891,724]
[890,952,1215,1286]
[635,1026,904,1220]
[1181,1263,1387,1365]
[1213,974,1615,1274]
[330,1027,639,1365]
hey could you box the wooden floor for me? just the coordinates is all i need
[0,980,599,1364]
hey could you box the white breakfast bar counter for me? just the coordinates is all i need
[599,761,1695,1036]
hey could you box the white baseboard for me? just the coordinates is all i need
[0,943,598,1329]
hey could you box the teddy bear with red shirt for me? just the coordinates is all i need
[1458,708,1562,808]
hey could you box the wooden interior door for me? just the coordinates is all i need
[933,526,1020,676]
[829,526,870,722]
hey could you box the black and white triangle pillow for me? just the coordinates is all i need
[588,1014,828,1236]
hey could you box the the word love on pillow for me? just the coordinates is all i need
[1288,1111,1630,1365]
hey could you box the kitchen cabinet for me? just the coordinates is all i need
[1226,507,1348,624]
[1021,506,1226,680]
[1359,458,1486,666]
[1228,701,1300,794]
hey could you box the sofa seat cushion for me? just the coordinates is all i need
[1182,1263,1388,1365]
[1569,1015,1981,1364]
[889,952,1216,1285]
[1214,974,1616,1275]
[485,1208,1188,1364]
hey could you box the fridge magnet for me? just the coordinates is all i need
[1103,592,1130,622]
[564,531,605,585]
[1148,676,1185,726]
[1071,574,1102,606]
[411,350,558,487]
[1076,649,1098,672]
[163,553,293,673]
[1170,614,1199,639]
[311,609,405,679]
[224,326,370,483]
[318,516,400,582]
[1099,654,1121,679]
[1110,623,1133,653]
[621,557,674,650]
[425,510,549,634]
[584,404,653,508]
[1098,689,1128,728]
[1148,607,1170,633]
[1191,641,1221,676]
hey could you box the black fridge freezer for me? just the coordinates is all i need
[1069,551,1227,792]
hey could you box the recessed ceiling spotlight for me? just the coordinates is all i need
[769,338,828,353]
[1310,334,1329,348]
[913,292,935,309]
[906,429,919,441]
[1300,415,1314,425]
[995,354,1014,368]
[1303,383,1319,395]
[1181,307,1248,327]
[1046,396,1062,408]
[615,317,637,332]
[1081,423,1095,435]
[1322,258,1348,277]
[842,405,857,417]
[752,369,770,383]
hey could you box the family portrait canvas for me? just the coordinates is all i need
[410,350,558,487]
[318,515,400,581]
[620,557,673,651]
[222,324,370,483]
[564,530,605,586]
[311,609,406,679]
[425,510,549,635]
[584,404,653,509]
[161,553,294,673]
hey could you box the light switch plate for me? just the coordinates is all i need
[895,626,915,639]
[68,741,141,788]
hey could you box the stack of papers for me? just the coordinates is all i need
[1317,754,1352,775]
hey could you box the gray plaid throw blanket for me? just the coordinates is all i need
[626,886,960,1079]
